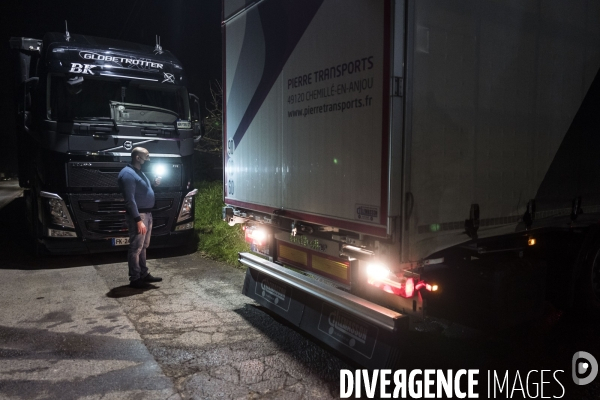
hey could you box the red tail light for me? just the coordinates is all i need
[245,227,267,246]
[404,278,414,298]
[368,275,438,298]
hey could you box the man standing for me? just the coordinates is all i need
[118,147,163,288]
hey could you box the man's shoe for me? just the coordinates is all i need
[143,273,162,283]
[129,278,150,289]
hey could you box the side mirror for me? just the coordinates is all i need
[21,77,39,132]
[23,77,39,110]
[189,93,204,142]
[24,76,39,89]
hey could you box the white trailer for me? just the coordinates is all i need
[222,0,600,367]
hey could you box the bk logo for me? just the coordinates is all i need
[69,63,96,74]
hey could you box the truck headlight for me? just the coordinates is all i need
[41,192,75,228]
[177,189,198,223]
[48,228,77,238]
[174,222,194,231]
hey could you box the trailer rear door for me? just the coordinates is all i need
[224,0,396,237]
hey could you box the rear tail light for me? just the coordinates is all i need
[245,226,267,246]
[404,278,414,298]
[415,282,439,292]
[366,262,438,298]
[366,263,391,280]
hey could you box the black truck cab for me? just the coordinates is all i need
[10,32,202,253]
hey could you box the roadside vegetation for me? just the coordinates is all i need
[192,81,248,266]
[193,181,249,266]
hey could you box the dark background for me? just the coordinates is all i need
[0,0,222,177]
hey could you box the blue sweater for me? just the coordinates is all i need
[117,164,155,222]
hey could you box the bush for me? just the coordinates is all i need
[194,181,249,265]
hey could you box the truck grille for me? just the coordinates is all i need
[69,193,182,240]
[78,199,173,214]
[85,217,168,234]
[79,200,126,214]
[68,162,182,188]
[85,219,127,235]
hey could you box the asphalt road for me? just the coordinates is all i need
[0,180,21,210]
[1,183,599,399]
[0,187,347,400]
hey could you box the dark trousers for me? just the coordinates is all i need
[126,212,153,281]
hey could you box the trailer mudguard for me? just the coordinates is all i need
[240,252,408,369]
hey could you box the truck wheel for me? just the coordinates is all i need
[576,241,600,316]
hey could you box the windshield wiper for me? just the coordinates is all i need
[74,117,119,132]
[126,120,176,127]
[131,121,178,137]
[110,101,180,118]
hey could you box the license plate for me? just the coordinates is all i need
[112,237,129,246]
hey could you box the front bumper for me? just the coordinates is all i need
[41,229,194,254]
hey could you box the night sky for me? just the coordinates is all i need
[0,0,222,174]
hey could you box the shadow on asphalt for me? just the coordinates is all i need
[106,284,160,298]
[0,197,197,270]
[234,304,347,383]
[238,302,600,398]
[0,324,173,400]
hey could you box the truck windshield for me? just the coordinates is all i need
[48,74,190,125]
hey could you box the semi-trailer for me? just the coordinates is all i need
[222,0,600,367]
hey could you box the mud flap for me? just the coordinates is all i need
[240,252,408,369]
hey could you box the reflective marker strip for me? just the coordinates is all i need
[279,243,308,266]
[312,255,348,280]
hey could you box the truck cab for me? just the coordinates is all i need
[10,32,202,254]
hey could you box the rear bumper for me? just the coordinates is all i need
[239,252,408,368]
[42,229,194,254]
